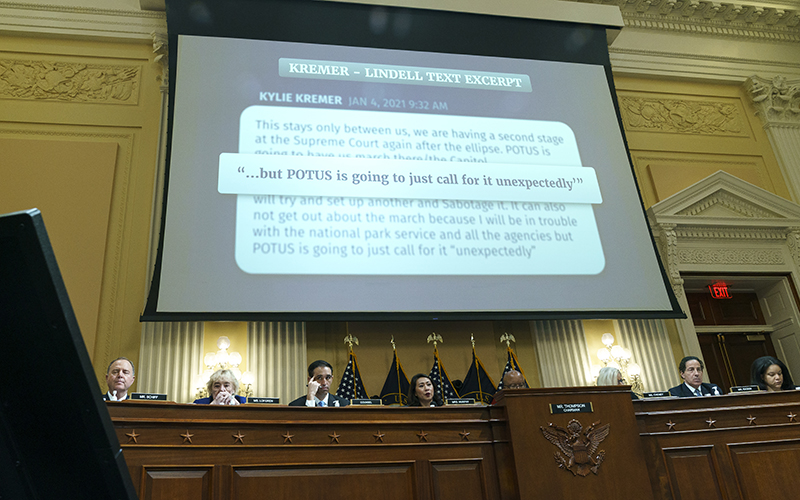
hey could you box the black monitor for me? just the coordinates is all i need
[0,209,137,500]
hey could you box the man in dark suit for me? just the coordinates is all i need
[288,360,350,407]
[668,356,724,397]
[102,357,135,401]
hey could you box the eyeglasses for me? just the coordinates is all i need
[506,383,526,389]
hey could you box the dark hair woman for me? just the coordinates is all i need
[750,356,795,392]
[407,373,444,407]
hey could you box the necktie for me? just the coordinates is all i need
[317,400,326,407]
[694,389,702,397]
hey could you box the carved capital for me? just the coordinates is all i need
[745,75,800,127]
[657,223,684,297]
[152,31,169,90]
[786,229,800,269]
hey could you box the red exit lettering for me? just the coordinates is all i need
[708,283,732,299]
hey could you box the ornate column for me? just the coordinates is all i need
[651,222,704,364]
[745,75,800,202]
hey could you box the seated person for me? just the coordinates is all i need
[750,356,796,392]
[596,366,638,399]
[490,370,526,405]
[407,373,443,407]
[502,370,526,390]
[103,357,135,401]
[668,356,723,397]
[288,360,350,407]
[194,369,246,405]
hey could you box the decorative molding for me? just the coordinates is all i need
[619,95,745,135]
[0,1,164,18]
[0,58,140,104]
[677,192,781,218]
[570,0,800,42]
[745,75,800,127]
[0,1,165,40]
[677,247,784,264]
[675,225,788,240]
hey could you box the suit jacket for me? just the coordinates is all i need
[288,393,350,407]
[102,392,130,401]
[193,394,247,404]
[668,382,723,398]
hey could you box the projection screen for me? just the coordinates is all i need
[142,0,683,321]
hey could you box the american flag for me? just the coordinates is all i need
[496,347,528,390]
[336,352,368,400]
[429,348,459,399]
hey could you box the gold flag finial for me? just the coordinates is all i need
[344,333,359,352]
[500,333,516,348]
[427,332,443,348]
[390,335,396,351]
[470,334,476,349]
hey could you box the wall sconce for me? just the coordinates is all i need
[596,333,643,397]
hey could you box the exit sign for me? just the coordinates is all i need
[708,283,732,299]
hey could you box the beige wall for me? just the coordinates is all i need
[0,33,163,391]
[615,76,790,209]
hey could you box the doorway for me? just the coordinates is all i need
[685,280,791,392]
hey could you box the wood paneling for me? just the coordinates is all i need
[728,440,800,499]
[232,462,416,500]
[662,446,724,500]
[111,389,800,500]
[430,459,486,500]
[141,467,212,500]
[635,390,800,500]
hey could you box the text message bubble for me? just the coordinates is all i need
[233,106,605,275]
[236,195,604,275]
[219,155,602,204]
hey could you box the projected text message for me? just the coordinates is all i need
[218,155,602,204]
[231,106,605,275]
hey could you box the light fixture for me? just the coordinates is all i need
[596,333,643,397]
[196,336,253,398]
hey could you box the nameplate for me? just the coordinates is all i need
[643,391,671,398]
[445,398,475,405]
[350,398,382,405]
[550,402,593,414]
[131,392,167,401]
[248,397,280,404]
[730,385,760,393]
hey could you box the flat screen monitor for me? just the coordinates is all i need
[143,0,683,321]
[0,209,137,499]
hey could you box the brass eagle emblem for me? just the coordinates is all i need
[540,419,610,476]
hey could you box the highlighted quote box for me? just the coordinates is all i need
[229,106,605,276]
[218,155,602,204]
